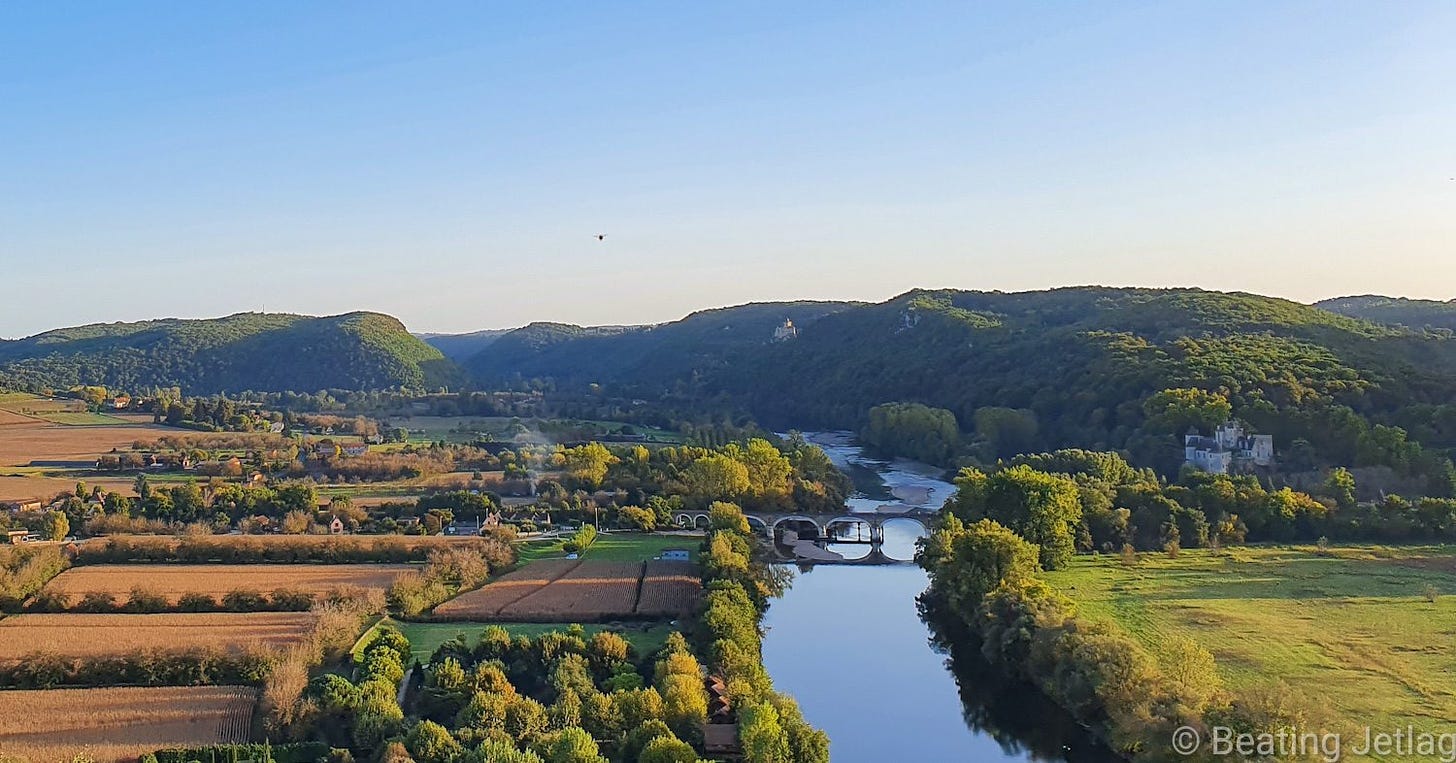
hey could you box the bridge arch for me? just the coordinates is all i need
[692,513,711,530]
[822,516,874,542]
[771,515,821,541]
[879,516,931,561]
[673,513,693,528]
[880,516,929,535]
[744,515,769,537]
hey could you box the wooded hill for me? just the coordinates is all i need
[462,288,1456,485]
[0,311,459,394]
[1317,295,1456,332]
[461,301,858,388]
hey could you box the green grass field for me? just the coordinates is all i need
[34,411,132,425]
[368,618,679,662]
[517,532,700,563]
[1044,545,1456,734]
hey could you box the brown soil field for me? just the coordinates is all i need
[44,564,413,603]
[0,409,39,427]
[0,474,137,503]
[0,421,174,467]
[0,612,318,660]
[432,559,581,619]
[499,561,644,621]
[634,560,701,618]
[0,685,255,762]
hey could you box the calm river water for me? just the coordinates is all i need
[761,433,1117,762]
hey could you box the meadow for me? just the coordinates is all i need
[43,563,412,604]
[1043,545,1456,732]
[517,532,698,563]
[0,685,255,762]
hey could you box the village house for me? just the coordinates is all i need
[341,444,369,457]
[1185,421,1274,475]
[328,516,346,534]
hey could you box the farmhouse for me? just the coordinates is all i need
[341,444,369,457]
[1185,421,1274,475]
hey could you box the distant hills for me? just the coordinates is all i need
[453,287,1456,479]
[1317,295,1456,332]
[460,301,858,387]
[0,312,457,394]
[6,291,1456,474]
[418,329,512,362]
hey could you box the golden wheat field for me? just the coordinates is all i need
[635,560,701,617]
[0,685,256,762]
[0,612,318,660]
[499,561,644,621]
[43,564,413,603]
[432,559,581,619]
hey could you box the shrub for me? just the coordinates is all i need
[222,590,269,612]
[177,592,218,612]
[271,589,317,611]
[123,586,169,614]
[75,591,118,613]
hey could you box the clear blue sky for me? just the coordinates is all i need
[3,2,1453,338]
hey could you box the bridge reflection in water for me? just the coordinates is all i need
[672,510,932,565]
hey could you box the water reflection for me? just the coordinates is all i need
[759,433,1117,762]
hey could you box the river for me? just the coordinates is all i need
[761,433,1117,762]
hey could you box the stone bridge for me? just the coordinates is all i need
[671,509,936,565]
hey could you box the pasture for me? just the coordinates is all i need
[1043,545,1456,732]
[43,564,412,604]
[518,532,699,563]
[0,685,255,762]
[0,612,319,659]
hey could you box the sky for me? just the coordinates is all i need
[2,1,1454,338]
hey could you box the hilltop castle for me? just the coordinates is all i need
[773,318,798,342]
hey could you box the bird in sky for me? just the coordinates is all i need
[595,234,606,241]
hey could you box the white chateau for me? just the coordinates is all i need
[773,318,799,342]
[1185,421,1274,474]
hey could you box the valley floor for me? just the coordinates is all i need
[1044,545,1456,737]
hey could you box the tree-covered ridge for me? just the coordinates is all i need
[464,301,858,386]
[461,286,1456,482]
[1318,294,1456,332]
[0,311,459,394]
